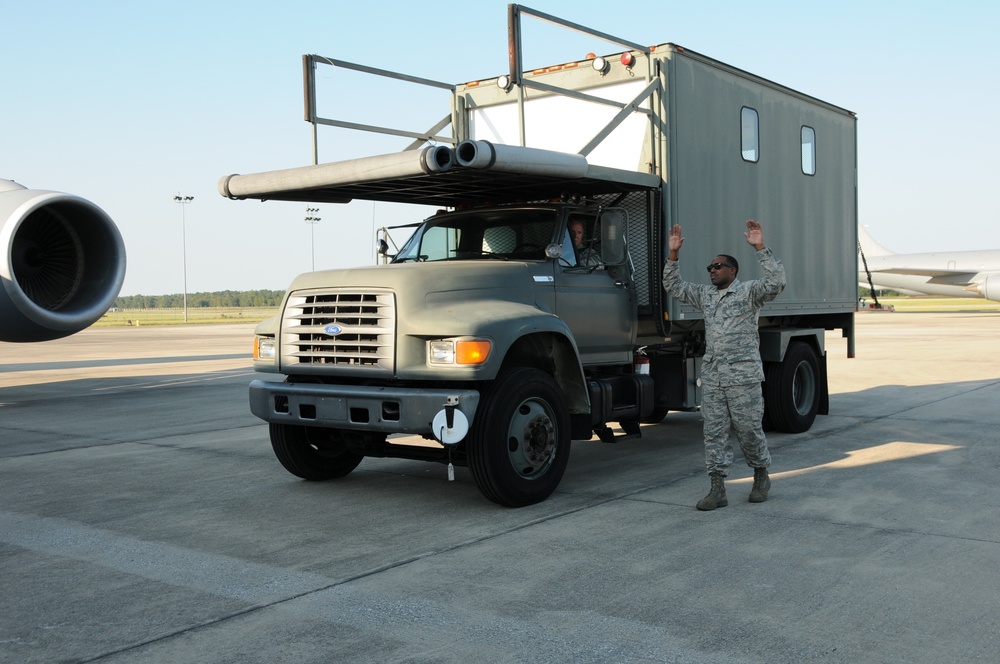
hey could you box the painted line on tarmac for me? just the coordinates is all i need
[0,509,332,604]
[2,508,747,664]
[90,369,258,392]
[0,354,249,373]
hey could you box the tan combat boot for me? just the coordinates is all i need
[696,473,728,511]
[749,467,771,503]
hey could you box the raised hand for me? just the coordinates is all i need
[669,224,684,254]
[744,219,764,250]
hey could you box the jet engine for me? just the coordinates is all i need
[975,273,1000,303]
[1,179,126,342]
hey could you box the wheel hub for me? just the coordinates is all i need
[522,414,555,463]
[792,361,817,415]
[507,400,556,477]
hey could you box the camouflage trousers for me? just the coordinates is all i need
[701,381,771,476]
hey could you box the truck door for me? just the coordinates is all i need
[553,210,636,365]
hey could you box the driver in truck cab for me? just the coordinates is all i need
[568,215,601,267]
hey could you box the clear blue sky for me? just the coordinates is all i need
[3,0,998,296]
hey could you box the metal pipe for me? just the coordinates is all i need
[219,145,455,200]
[455,140,588,177]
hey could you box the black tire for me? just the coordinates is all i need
[760,383,775,432]
[468,367,571,507]
[763,342,820,433]
[269,423,365,480]
[641,407,670,424]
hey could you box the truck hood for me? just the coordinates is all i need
[286,261,556,334]
[288,261,545,296]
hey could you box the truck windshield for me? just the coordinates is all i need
[392,209,558,263]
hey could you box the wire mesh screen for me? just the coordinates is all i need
[591,189,662,313]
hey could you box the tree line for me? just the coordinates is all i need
[114,290,285,309]
[116,287,897,310]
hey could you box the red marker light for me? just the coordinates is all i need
[621,52,635,67]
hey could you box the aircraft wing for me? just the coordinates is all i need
[870,268,981,286]
[864,267,1000,301]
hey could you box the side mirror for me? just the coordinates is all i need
[599,209,627,265]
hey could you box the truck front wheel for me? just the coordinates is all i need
[763,341,820,433]
[468,367,571,507]
[269,423,365,480]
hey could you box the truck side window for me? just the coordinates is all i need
[741,107,759,163]
[560,229,577,265]
[801,125,816,175]
[568,214,601,267]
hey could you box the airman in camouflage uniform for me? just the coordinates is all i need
[662,220,785,510]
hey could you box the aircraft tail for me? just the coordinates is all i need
[858,225,895,257]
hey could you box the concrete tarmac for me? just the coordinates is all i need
[2,313,999,663]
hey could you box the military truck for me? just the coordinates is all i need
[220,5,857,506]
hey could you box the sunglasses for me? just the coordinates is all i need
[706,262,733,272]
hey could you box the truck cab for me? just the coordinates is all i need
[391,204,636,362]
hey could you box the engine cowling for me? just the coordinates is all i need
[1,179,126,342]
[975,273,1000,303]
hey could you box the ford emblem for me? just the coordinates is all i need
[324,324,343,336]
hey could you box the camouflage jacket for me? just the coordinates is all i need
[662,247,785,386]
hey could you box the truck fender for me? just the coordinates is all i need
[428,300,589,415]
[254,314,280,337]
[758,328,825,363]
[759,328,830,425]
[501,330,590,416]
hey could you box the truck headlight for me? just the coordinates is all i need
[428,339,492,365]
[255,336,276,360]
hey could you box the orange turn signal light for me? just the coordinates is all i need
[455,340,492,365]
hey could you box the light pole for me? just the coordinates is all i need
[305,207,321,271]
[173,195,194,322]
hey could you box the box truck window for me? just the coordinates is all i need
[741,107,759,162]
[801,126,816,175]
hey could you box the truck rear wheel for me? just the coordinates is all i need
[468,367,571,507]
[269,423,364,480]
[763,341,819,433]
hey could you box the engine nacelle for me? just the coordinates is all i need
[976,273,1000,303]
[1,179,126,342]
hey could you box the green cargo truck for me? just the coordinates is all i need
[220,5,857,506]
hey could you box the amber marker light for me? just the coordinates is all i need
[455,339,492,365]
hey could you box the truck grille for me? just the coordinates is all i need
[282,288,395,372]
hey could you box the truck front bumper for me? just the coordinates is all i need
[248,379,481,436]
